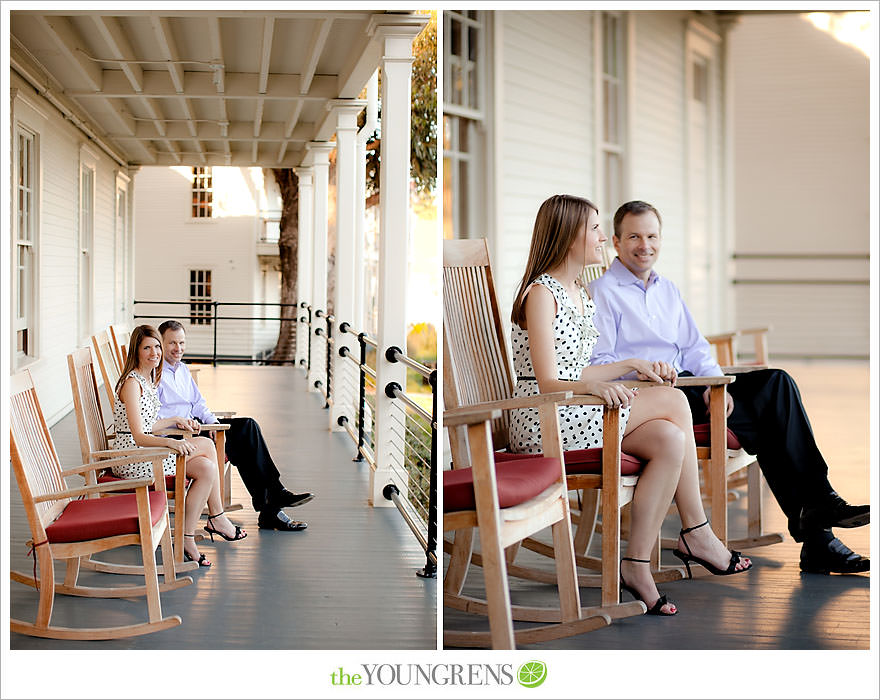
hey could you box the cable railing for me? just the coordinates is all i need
[312,309,335,406]
[337,323,437,579]
[132,300,300,366]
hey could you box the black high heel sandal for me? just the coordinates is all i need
[620,557,677,616]
[204,511,247,542]
[672,520,753,578]
[183,534,211,567]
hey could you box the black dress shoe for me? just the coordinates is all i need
[258,509,308,531]
[800,492,869,531]
[800,536,869,574]
[272,489,315,509]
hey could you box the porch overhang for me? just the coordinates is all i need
[10,9,426,169]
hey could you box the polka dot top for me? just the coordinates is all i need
[112,371,177,478]
[508,273,629,454]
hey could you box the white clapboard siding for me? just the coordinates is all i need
[730,13,869,357]
[12,75,129,424]
[134,166,278,359]
[494,10,596,327]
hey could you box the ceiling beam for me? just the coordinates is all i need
[301,18,333,95]
[110,120,315,141]
[69,71,339,99]
[33,15,102,91]
[92,15,144,93]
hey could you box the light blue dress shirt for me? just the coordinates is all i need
[156,360,217,425]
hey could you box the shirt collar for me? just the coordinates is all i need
[164,359,182,373]
[609,257,660,289]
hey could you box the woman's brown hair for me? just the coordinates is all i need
[114,324,164,397]
[510,194,598,327]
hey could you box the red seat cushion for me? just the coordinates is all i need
[495,448,643,475]
[98,472,189,492]
[45,492,167,543]
[692,424,741,450]
[444,456,561,513]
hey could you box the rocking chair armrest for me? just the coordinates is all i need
[563,380,659,406]
[89,448,170,461]
[59,452,172,478]
[674,375,736,387]
[33,477,154,503]
[721,365,769,374]
[444,406,504,427]
[213,411,236,418]
[704,331,737,343]
[446,392,575,418]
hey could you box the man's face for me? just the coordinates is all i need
[162,328,187,365]
[613,211,662,282]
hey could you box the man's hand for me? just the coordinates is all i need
[702,387,734,418]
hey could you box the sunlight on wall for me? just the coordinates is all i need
[168,165,280,217]
[805,11,872,56]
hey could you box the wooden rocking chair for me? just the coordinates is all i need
[444,395,629,648]
[9,370,192,640]
[67,347,198,572]
[443,238,655,620]
[109,323,130,369]
[92,329,123,410]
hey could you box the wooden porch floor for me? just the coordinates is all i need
[9,365,436,650]
[444,360,873,650]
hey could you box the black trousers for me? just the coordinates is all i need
[218,417,284,512]
[678,369,834,540]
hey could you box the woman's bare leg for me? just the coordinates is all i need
[186,436,242,540]
[626,386,750,572]
[619,416,685,614]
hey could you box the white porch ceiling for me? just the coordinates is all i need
[10,9,424,168]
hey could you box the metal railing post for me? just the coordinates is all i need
[306,305,313,373]
[325,314,333,409]
[212,300,219,366]
[418,368,438,579]
[355,332,367,462]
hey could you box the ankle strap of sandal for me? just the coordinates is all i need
[621,557,650,564]
[184,533,195,538]
[680,519,709,536]
[207,512,225,519]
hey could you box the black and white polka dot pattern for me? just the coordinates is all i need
[509,274,629,453]
[112,371,177,478]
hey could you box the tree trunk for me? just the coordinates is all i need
[269,168,298,363]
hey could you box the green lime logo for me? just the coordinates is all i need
[517,660,547,688]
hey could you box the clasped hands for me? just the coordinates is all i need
[165,416,202,455]
[586,360,677,408]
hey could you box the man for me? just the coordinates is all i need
[157,320,314,532]
[588,200,869,574]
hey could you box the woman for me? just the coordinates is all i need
[509,194,751,615]
[113,324,245,567]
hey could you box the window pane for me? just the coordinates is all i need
[450,17,461,57]
[693,59,708,104]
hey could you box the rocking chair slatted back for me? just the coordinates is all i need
[442,239,515,450]
[9,372,67,535]
[109,324,130,370]
[68,347,111,462]
[92,330,122,409]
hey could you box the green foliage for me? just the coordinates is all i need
[364,12,437,202]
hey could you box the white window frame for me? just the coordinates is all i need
[13,125,39,369]
[192,166,213,218]
[78,146,98,345]
[189,269,213,325]
[594,11,632,237]
[443,10,490,241]
[115,172,131,323]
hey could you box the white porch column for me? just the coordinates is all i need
[355,71,379,333]
[305,141,334,394]
[295,167,314,374]
[329,100,367,431]
[371,21,423,506]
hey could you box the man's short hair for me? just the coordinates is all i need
[613,200,662,238]
[158,319,185,336]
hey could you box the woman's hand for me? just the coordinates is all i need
[631,359,677,385]
[166,437,197,456]
[174,417,201,432]
[583,381,638,408]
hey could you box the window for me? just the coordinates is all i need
[598,12,628,235]
[14,127,37,365]
[192,167,213,218]
[189,269,213,325]
[443,10,485,239]
[78,155,96,343]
